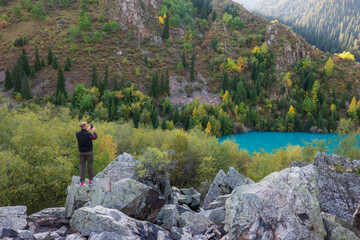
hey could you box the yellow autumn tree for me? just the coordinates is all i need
[260,42,268,54]
[158,16,164,24]
[348,97,358,119]
[205,121,211,134]
[252,46,261,54]
[324,57,334,76]
[236,56,248,72]
[336,51,355,61]
[222,90,231,105]
[311,80,321,101]
[288,105,295,117]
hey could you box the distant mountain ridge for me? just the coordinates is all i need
[252,0,360,60]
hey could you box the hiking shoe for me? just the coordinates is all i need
[89,178,96,184]
[79,180,84,186]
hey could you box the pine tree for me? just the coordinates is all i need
[47,48,53,65]
[64,57,71,71]
[160,73,165,94]
[30,68,36,79]
[212,10,217,21]
[162,13,170,39]
[112,74,119,91]
[161,119,167,130]
[34,46,41,72]
[66,56,71,67]
[151,107,159,129]
[52,56,58,70]
[103,65,109,92]
[150,72,159,98]
[41,57,45,67]
[182,52,187,69]
[222,72,228,91]
[22,48,30,75]
[56,68,66,98]
[120,77,125,89]
[190,53,196,81]
[22,76,32,100]
[173,108,180,126]
[4,68,12,91]
[165,69,170,96]
[91,65,98,88]
[133,107,140,128]
[12,61,24,94]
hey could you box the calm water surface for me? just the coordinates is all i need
[218,131,338,153]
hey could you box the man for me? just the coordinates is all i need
[76,122,97,185]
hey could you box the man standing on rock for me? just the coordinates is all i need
[76,122,97,185]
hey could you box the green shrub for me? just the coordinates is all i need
[12,6,21,18]
[97,13,105,22]
[1,14,10,22]
[30,4,46,21]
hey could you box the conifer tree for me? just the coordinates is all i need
[133,107,140,128]
[56,68,66,98]
[150,72,159,98]
[91,65,98,88]
[190,53,196,81]
[22,48,30,75]
[66,56,71,67]
[160,73,165,94]
[221,72,228,91]
[162,14,170,39]
[47,49,53,65]
[64,57,71,71]
[173,108,180,126]
[182,52,187,69]
[22,76,32,100]
[34,46,41,72]
[161,119,167,130]
[120,77,125,89]
[30,68,36,79]
[103,65,109,92]
[4,68,12,91]
[112,74,119,91]
[12,61,24,94]
[151,107,159,129]
[212,10,217,21]
[165,69,170,96]
[52,56,58,70]
[41,58,45,67]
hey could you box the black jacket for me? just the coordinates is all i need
[76,129,97,152]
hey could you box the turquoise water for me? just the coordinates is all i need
[218,131,338,153]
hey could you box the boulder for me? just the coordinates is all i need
[65,153,166,221]
[0,206,27,230]
[313,152,360,222]
[33,231,51,240]
[203,168,253,209]
[177,212,214,234]
[65,233,87,240]
[206,195,230,210]
[289,161,310,168]
[201,207,226,234]
[225,165,326,239]
[156,204,179,231]
[170,226,221,240]
[89,232,123,240]
[28,207,69,234]
[323,214,359,240]
[70,206,171,239]
[17,230,34,240]
[172,187,201,211]
[0,228,21,239]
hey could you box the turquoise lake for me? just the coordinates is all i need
[218,132,338,153]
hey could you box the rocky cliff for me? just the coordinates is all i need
[1,152,360,239]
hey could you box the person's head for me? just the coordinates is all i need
[80,122,87,129]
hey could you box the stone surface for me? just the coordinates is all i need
[289,161,310,168]
[203,168,253,209]
[323,214,359,240]
[28,207,69,234]
[173,187,201,211]
[17,230,34,240]
[0,228,21,239]
[0,206,27,230]
[177,212,214,234]
[206,195,230,210]
[313,152,360,223]
[65,153,165,221]
[156,204,179,231]
[89,232,124,240]
[34,231,51,240]
[70,206,171,239]
[225,165,326,239]
[201,207,226,234]
[65,233,87,240]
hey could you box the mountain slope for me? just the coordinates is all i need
[253,0,360,60]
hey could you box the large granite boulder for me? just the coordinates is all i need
[65,153,165,221]
[70,206,171,239]
[224,165,326,239]
[172,187,201,211]
[313,152,360,223]
[177,211,214,235]
[203,167,253,209]
[323,213,359,240]
[89,232,123,240]
[156,204,179,231]
[0,206,27,230]
[28,207,69,234]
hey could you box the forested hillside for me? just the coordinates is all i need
[253,0,360,60]
[0,0,360,136]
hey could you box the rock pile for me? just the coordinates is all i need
[1,152,360,239]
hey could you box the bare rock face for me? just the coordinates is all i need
[28,207,70,234]
[0,206,27,230]
[108,0,162,44]
[70,206,171,239]
[312,152,360,223]
[265,22,312,73]
[225,165,326,239]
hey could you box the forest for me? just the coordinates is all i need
[253,0,360,60]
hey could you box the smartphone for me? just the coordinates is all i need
[90,123,94,129]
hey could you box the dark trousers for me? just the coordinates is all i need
[79,151,94,182]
